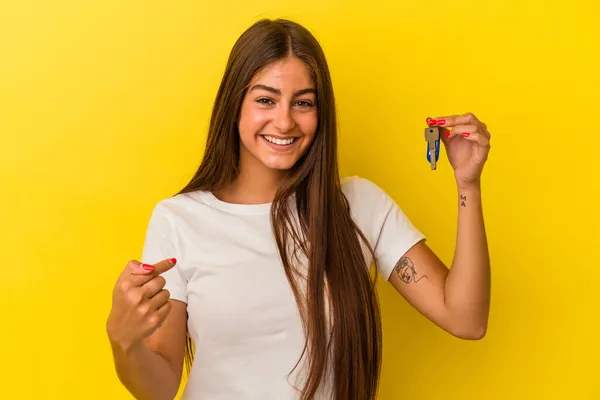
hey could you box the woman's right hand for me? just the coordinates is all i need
[106,258,177,352]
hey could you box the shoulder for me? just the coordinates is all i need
[341,175,392,209]
[147,190,206,226]
[154,191,198,211]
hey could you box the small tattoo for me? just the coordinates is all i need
[394,256,428,284]
[460,194,467,207]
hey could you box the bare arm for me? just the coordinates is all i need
[107,258,189,400]
[110,299,187,400]
[389,185,490,339]
[387,112,491,339]
[445,185,490,337]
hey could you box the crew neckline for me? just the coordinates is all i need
[191,190,273,215]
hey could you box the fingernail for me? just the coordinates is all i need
[444,131,451,137]
[427,118,436,125]
[436,119,446,125]
[169,258,177,265]
[141,264,154,271]
[462,132,470,137]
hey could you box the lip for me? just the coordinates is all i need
[261,133,300,140]
[260,134,298,152]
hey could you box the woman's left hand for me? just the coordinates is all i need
[426,113,491,189]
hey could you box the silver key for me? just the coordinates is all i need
[424,126,440,170]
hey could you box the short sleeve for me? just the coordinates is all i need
[140,203,188,303]
[344,177,426,280]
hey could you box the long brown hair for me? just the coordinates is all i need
[177,18,382,399]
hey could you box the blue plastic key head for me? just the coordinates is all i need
[426,141,441,162]
[424,126,441,170]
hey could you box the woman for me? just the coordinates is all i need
[106,18,491,400]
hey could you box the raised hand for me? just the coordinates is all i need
[427,113,491,189]
[106,258,177,351]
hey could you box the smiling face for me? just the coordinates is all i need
[237,56,318,175]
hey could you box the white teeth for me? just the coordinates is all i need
[263,135,296,146]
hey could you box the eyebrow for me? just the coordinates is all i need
[249,84,316,97]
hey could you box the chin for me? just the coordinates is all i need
[260,155,299,171]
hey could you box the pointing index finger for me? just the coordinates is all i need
[130,258,177,276]
[153,258,178,275]
[428,113,479,128]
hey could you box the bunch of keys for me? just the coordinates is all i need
[424,125,441,170]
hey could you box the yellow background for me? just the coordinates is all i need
[1,0,598,399]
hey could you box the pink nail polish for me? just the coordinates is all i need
[462,132,470,137]
[141,264,154,271]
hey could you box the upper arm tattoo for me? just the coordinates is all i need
[394,255,428,284]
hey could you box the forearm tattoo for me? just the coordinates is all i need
[460,194,467,207]
[394,256,428,284]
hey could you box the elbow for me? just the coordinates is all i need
[450,322,488,340]
[462,325,487,340]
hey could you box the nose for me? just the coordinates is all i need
[273,105,295,133]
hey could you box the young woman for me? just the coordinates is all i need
[106,18,491,400]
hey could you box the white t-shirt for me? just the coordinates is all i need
[140,176,425,400]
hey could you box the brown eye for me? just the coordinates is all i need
[256,98,274,105]
[295,101,314,108]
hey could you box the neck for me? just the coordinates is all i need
[216,152,287,205]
